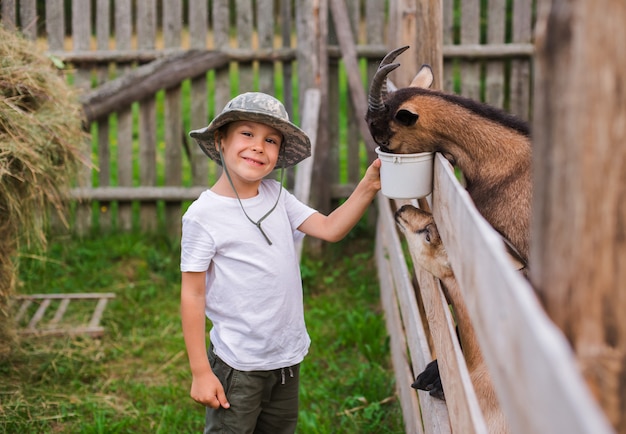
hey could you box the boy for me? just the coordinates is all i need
[181,92,381,433]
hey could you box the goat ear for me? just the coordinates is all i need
[395,109,419,126]
[410,64,434,89]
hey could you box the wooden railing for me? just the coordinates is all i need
[375,154,614,433]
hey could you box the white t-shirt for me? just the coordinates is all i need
[180,179,317,371]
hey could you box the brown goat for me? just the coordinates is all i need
[367,47,530,428]
[395,205,509,434]
[366,46,532,264]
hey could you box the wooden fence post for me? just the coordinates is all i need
[297,0,329,218]
[531,0,626,431]
[388,0,442,89]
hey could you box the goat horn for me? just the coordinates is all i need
[368,46,409,112]
[378,45,410,69]
[368,63,400,112]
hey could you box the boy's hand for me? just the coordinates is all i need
[190,371,230,409]
[364,158,382,192]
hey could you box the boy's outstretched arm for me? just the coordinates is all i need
[299,158,381,242]
[181,271,230,409]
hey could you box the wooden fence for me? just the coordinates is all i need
[1,0,534,238]
[9,1,608,433]
[376,155,615,433]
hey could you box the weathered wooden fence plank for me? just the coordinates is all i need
[257,0,275,95]
[363,0,383,148]
[46,0,64,50]
[19,0,36,39]
[297,0,330,218]
[459,0,480,100]
[280,0,296,190]
[388,0,418,88]
[365,0,386,170]
[442,0,455,93]
[96,0,112,231]
[188,0,210,186]
[71,186,207,202]
[327,6,340,202]
[236,0,254,92]
[431,153,614,434]
[294,88,321,260]
[444,43,534,59]
[376,230,425,434]
[532,0,626,426]
[164,0,183,237]
[329,0,377,153]
[376,196,451,434]
[81,51,229,123]
[344,0,361,187]
[72,0,93,235]
[391,194,488,434]
[510,0,532,120]
[485,0,505,109]
[212,0,231,185]
[137,0,158,232]
[114,0,134,231]
[411,249,488,434]
[1,0,16,30]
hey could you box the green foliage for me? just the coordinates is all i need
[2,226,404,433]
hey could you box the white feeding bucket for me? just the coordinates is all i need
[375,147,435,199]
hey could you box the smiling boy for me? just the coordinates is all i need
[180,92,380,433]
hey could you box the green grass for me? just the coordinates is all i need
[1,222,404,433]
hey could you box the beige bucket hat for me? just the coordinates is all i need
[189,92,311,168]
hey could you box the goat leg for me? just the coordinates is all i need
[412,359,445,400]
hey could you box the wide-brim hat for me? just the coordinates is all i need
[189,92,311,168]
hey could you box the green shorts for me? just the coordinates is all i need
[204,344,300,434]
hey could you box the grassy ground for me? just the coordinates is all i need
[1,222,404,433]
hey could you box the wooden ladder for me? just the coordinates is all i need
[13,293,116,338]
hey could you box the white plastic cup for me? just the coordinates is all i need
[375,147,435,199]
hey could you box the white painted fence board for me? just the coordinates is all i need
[430,153,614,434]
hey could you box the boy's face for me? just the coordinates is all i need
[217,120,283,183]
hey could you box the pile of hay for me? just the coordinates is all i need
[0,25,88,354]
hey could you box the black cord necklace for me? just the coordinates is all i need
[218,139,284,246]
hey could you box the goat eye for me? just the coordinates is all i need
[417,228,431,243]
[395,109,419,126]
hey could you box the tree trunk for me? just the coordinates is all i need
[530,0,626,431]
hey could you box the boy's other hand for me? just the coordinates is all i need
[191,371,231,409]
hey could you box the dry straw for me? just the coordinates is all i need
[0,25,88,354]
